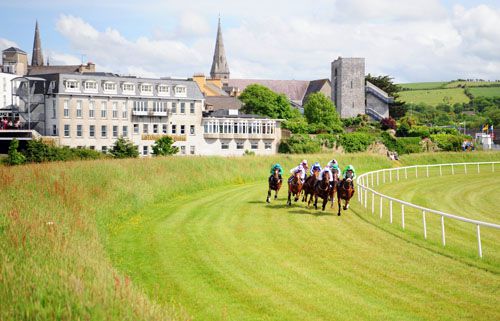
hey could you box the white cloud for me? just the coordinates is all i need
[0,38,19,51]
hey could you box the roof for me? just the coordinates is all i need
[205,96,242,110]
[28,65,87,75]
[228,79,310,102]
[205,109,270,119]
[305,79,330,99]
[2,47,27,54]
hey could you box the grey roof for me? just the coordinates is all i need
[28,65,88,75]
[205,96,242,110]
[3,47,27,54]
[205,109,270,119]
[305,79,330,99]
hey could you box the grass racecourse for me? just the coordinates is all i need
[1,152,499,320]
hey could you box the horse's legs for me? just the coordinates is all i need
[337,194,342,216]
[274,189,278,200]
[322,196,327,211]
[314,194,318,210]
[266,188,271,203]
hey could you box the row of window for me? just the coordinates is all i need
[59,123,196,137]
[220,141,272,150]
[203,121,276,134]
[132,101,196,114]
[64,79,187,96]
[73,144,196,156]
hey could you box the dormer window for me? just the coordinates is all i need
[84,80,97,90]
[103,82,117,92]
[140,84,153,93]
[158,84,170,94]
[65,80,79,90]
[122,83,135,92]
[174,86,186,94]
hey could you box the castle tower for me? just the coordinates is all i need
[210,17,230,85]
[331,57,365,118]
[31,21,44,67]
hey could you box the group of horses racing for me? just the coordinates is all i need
[266,165,355,216]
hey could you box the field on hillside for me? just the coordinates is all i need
[398,88,470,105]
[445,81,500,88]
[469,87,500,98]
[1,152,499,320]
[399,82,447,90]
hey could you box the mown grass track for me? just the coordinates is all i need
[109,179,500,320]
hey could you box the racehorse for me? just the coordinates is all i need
[266,168,282,203]
[287,171,303,206]
[336,172,355,216]
[329,171,339,208]
[301,169,320,204]
[312,171,331,211]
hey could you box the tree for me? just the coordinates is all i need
[239,84,299,119]
[110,137,139,158]
[380,117,397,130]
[303,92,343,133]
[152,136,179,156]
[366,74,407,119]
[7,139,26,165]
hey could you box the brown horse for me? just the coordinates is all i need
[302,169,320,204]
[312,171,331,211]
[337,173,355,216]
[287,171,303,206]
[329,171,339,208]
[266,168,282,203]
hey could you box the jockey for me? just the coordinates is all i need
[342,165,356,180]
[290,159,308,183]
[318,163,339,188]
[270,163,283,181]
[310,162,322,176]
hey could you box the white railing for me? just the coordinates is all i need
[356,162,500,258]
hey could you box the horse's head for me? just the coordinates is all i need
[345,171,354,180]
[323,170,330,182]
[274,168,280,177]
[313,169,320,178]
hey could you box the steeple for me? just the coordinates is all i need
[31,21,44,67]
[210,17,229,84]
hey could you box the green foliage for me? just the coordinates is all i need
[381,132,421,154]
[407,125,430,138]
[152,136,179,156]
[281,117,309,134]
[243,149,255,156]
[6,139,26,165]
[316,133,337,148]
[338,132,375,153]
[380,117,397,130]
[303,92,342,131]
[110,137,139,159]
[239,84,299,119]
[23,139,103,163]
[430,134,464,151]
[366,74,402,100]
[342,114,369,128]
[278,134,321,154]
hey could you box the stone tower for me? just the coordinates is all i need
[31,21,44,67]
[331,57,365,118]
[210,18,230,85]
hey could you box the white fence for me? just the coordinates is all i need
[356,162,500,258]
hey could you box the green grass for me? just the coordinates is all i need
[445,81,500,88]
[469,87,500,98]
[1,152,499,320]
[398,88,470,105]
[398,82,447,90]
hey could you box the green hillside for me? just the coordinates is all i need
[399,82,447,90]
[1,152,499,320]
[398,88,470,105]
[469,87,500,98]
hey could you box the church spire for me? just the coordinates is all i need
[31,20,44,67]
[210,17,229,84]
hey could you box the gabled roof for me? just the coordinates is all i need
[205,96,243,110]
[305,79,330,99]
[3,47,27,54]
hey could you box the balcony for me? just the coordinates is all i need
[132,109,148,116]
[203,132,276,139]
[151,110,168,117]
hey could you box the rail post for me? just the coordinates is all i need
[377,172,379,185]
[401,204,405,230]
[397,169,399,181]
[426,166,429,178]
[416,167,418,178]
[383,170,386,183]
[405,167,408,179]
[439,165,442,176]
[441,216,446,246]
[465,164,467,175]
[452,164,454,175]
[389,170,392,182]
[477,163,480,173]
[389,200,393,224]
[493,163,495,172]
[371,192,375,214]
[379,196,383,219]
[423,211,427,239]
[371,172,374,187]
[477,225,482,258]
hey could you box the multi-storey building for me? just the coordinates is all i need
[0,72,16,108]
[32,72,281,156]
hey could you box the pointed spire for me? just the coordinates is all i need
[210,17,229,84]
[31,20,44,67]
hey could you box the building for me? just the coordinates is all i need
[210,18,230,86]
[1,47,29,76]
[25,72,281,156]
[331,57,392,120]
[0,72,16,108]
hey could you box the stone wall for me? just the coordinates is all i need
[331,57,366,118]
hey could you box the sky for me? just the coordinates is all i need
[0,0,499,83]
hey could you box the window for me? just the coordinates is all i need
[89,125,95,138]
[140,84,153,93]
[76,125,83,137]
[175,86,186,94]
[101,125,107,138]
[350,80,353,88]
[102,146,108,153]
[190,102,195,114]
[180,146,186,154]
[251,141,258,150]
[143,145,148,155]
[122,102,128,119]
[236,142,244,150]
[52,100,56,119]
[190,125,195,135]
[190,146,195,155]
[171,102,177,114]
[84,81,97,90]
[112,102,118,118]
[162,124,167,134]
[221,142,229,150]
[122,83,135,92]
[65,80,79,90]
[123,126,128,137]
[52,125,57,136]
[158,85,170,94]
[265,142,272,150]
[143,124,148,134]
[171,125,176,134]
[153,124,158,134]
[133,100,148,113]
[89,101,95,118]
[63,100,69,118]
[180,125,185,135]
[103,82,116,91]
[153,101,167,113]
[64,124,70,137]
[113,125,118,138]
[101,102,107,118]
[89,146,95,150]
[180,102,185,114]
[76,100,82,118]
[133,124,139,134]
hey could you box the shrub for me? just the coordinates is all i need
[278,134,321,154]
[430,134,464,151]
[110,137,139,158]
[6,139,26,165]
[381,132,422,154]
[338,132,374,153]
[243,150,255,156]
[316,133,337,149]
[407,125,430,138]
[380,117,397,130]
[152,136,179,156]
[23,139,104,163]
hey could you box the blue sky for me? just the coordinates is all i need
[1,0,499,82]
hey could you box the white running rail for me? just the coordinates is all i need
[356,162,500,258]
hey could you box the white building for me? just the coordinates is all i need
[28,72,281,156]
[0,72,16,108]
